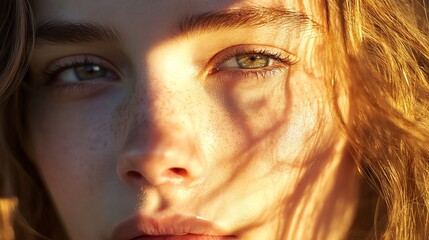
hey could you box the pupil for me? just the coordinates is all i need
[249,55,258,61]
[75,65,105,80]
[83,65,99,73]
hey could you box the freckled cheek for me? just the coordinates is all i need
[179,99,250,164]
[26,97,122,196]
[209,71,328,162]
[202,78,292,159]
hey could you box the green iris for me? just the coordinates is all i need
[236,54,270,69]
[74,65,107,81]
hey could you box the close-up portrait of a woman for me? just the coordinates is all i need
[0,0,428,239]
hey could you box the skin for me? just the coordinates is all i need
[27,0,359,239]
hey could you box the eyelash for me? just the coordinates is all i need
[209,48,296,78]
[42,56,114,83]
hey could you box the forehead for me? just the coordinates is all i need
[32,0,325,25]
[32,0,326,59]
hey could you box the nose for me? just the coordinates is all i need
[117,47,208,189]
[117,108,205,189]
[118,122,205,188]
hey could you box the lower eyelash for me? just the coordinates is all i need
[233,65,287,79]
[47,81,113,98]
[211,65,288,85]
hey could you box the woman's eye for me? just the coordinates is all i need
[219,53,274,70]
[57,64,117,82]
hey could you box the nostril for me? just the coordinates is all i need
[126,170,142,180]
[124,168,189,186]
[124,170,144,187]
[170,167,188,176]
[160,167,189,182]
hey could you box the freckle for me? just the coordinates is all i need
[111,92,136,141]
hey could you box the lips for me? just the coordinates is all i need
[132,235,234,240]
[111,213,236,240]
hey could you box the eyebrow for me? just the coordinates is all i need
[35,6,318,45]
[177,6,319,36]
[36,21,120,45]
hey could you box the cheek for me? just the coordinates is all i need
[26,91,124,207]
[199,68,337,205]
[25,89,134,238]
[218,68,332,167]
[275,78,333,166]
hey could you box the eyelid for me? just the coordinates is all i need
[204,44,297,75]
[43,55,121,84]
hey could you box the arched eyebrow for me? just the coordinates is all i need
[36,21,120,45]
[36,6,319,45]
[177,6,319,36]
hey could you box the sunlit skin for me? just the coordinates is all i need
[27,0,359,239]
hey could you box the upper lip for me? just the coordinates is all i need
[111,213,235,240]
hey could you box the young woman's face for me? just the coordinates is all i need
[28,0,358,239]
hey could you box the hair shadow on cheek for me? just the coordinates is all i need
[223,70,293,145]
[268,61,355,238]
[199,68,346,238]
[276,127,351,239]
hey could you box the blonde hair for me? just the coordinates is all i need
[0,0,428,239]
[323,0,429,239]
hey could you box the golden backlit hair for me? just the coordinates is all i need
[0,0,428,239]
[323,0,429,238]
